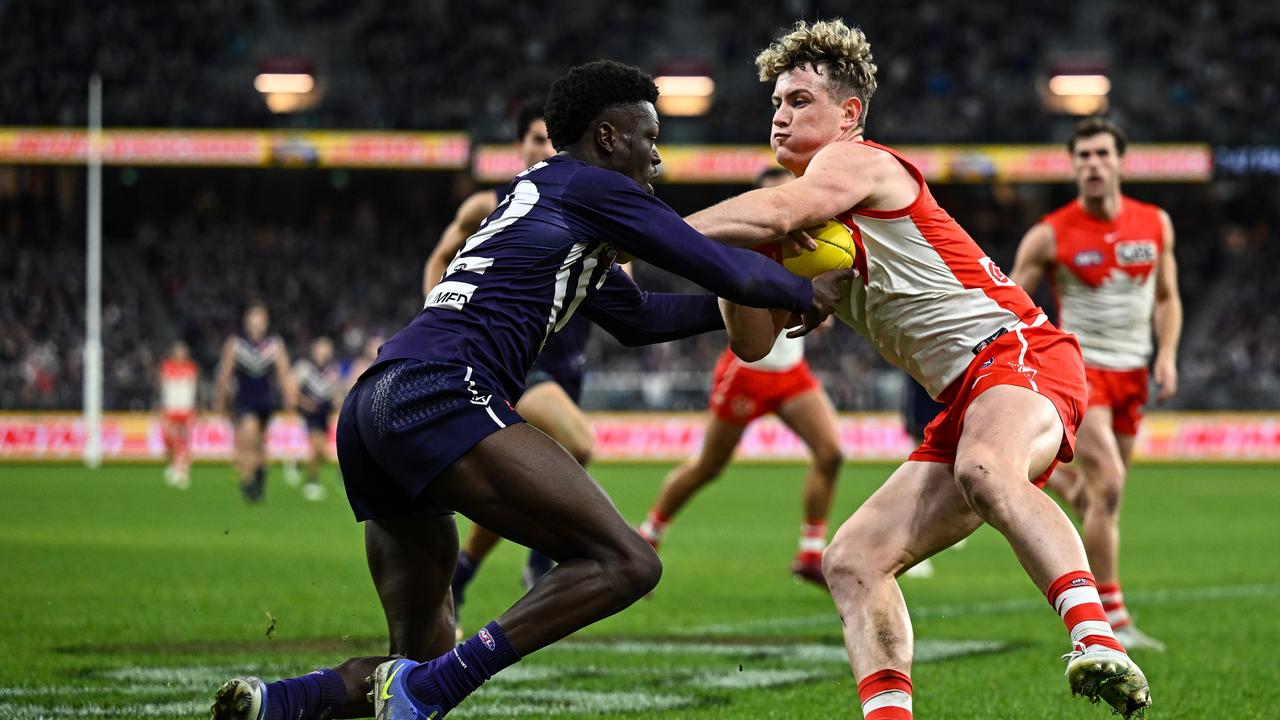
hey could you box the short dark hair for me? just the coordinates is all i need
[755,167,792,187]
[514,99,545,141]
[545,60,659,150]
[1068,117,1128,156]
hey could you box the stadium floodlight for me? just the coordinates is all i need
[1048,74,1111,97]
[1042,73,1110,116]
[253,73,316,94]
[655,75,715,117]
[254,70,320,114]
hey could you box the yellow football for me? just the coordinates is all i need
[780,220,857,278]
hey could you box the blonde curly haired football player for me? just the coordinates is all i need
[685,18,1151,719]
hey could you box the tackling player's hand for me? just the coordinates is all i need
[778,229,819,254]
[788,268,854,338]
[781,229,818,255]
[1154,356,1178,402]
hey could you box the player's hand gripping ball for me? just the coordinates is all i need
[755,220,857,278]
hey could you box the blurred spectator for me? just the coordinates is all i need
[0,0,1274,144]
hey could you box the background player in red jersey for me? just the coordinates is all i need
[637,168,844,587]
[1011,117,1182,651]
[158,340,198,489]
[681,20,1150,719]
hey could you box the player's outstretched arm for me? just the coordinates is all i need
[1011,222,1056,293]
[213,337,236,415]
[578,265,724,346]
[424,190,499,297]
[1153,210,1182,402]
[684,142,891,247]
[565,169,815,314]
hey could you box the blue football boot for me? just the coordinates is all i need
[369,658,446,720]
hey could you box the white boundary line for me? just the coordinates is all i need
[687,581,1280,634]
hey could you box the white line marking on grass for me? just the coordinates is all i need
[548,638,1006,665]
[692,668,829,689]
[0,701,207,718]
[0,639,1010,718]
[452,688,693,718]
[688,582,1280,635]
[0,685,203,698]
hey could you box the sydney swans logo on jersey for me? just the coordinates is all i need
[979,257,1016,287]
[1073,250,1105,268]
[1115,239,1158,266]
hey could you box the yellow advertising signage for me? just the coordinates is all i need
[0,128,470,169]
[0,127,1210,182]
[475,143,1212,184]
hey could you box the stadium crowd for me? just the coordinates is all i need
[3,163,1277,412]
[2,0,1278,412]
[1,1,1276,144]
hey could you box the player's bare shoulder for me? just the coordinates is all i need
[810,140,916,211]
[810,139,893,174]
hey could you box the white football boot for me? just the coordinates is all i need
[1063,642,1152,718]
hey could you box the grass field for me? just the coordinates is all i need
[1,461,1277,719]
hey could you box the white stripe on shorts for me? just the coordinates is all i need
[1015,327,1039,392]
[485,406,507,429]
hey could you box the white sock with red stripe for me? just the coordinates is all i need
[1047,571,1127,653]
[796,520,827,564]
[638,510,669,548]
[858,669,912,719]
[1097,581,1132,631]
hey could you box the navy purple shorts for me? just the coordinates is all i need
[233,401,275,427]
[303,403,332,433]
[337,359,523,522]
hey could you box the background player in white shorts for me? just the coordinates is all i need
[638,168,843,588]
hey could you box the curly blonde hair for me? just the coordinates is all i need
[755,19,878,128]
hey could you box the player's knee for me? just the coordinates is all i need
[813,443,844,477]
[565,434,594,467]
[1086,475,1123,516]
[1079,458,1124,516]
[614,538,663,599]
[954,455,1015,521]
[822,531,887,591]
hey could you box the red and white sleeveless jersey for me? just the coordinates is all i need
[1043,197,1164,370]
[833,141,1044,398]
[160,359,198,412]
[743,333,804,372]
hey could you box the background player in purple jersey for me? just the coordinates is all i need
[213,303,296,502]
[290,336,342,502]
[211,60,851,720]
[422,101,555,298]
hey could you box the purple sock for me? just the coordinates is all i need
[265,668,346,720]
[406,621,521,713]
